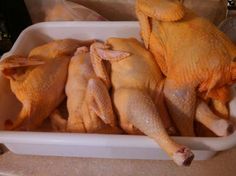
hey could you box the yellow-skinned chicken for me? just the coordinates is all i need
[90,38,194,166]
[0,39,88,130]
[54,46,123,133]
[136,0,236,136]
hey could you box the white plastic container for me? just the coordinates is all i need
[1,22,236,160]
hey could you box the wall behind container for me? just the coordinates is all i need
[69,0,136,21]
[24,0,227,25]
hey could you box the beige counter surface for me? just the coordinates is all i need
[0,147,236,176]
[1,1,234,176]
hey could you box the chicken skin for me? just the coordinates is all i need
[90,38,194,166]
[61,46,122,133]
[136,0,236,136]
[0,73,22,130]
[0,39,87,130]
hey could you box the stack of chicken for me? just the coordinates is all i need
[0,0,236,167]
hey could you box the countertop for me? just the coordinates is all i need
[0,147,236,176]
[1,1,234,176]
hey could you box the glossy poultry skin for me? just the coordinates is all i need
[0,39,87,130]
[56,46,122,133]
[136,0,236,136]
[91,38,194,166]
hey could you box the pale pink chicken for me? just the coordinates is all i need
[0,39,89,130]
[136,0,236,136]
[90,38,194,166]
[54,46,122,133]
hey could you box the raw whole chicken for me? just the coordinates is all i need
[90,38,194,166]
[51,46,122,133]
[0,39,88,130]
[136,0,236,136]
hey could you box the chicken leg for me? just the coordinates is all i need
[195,101,234,136]
[114,88,193,166]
